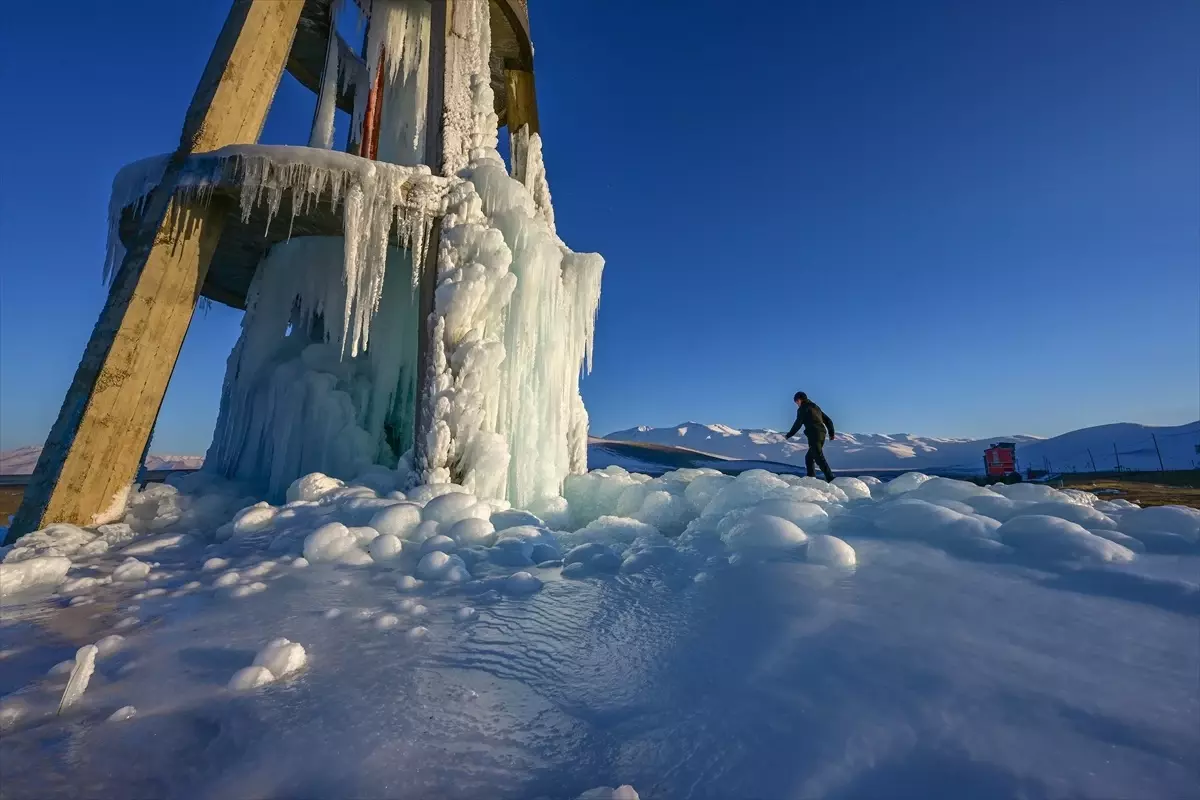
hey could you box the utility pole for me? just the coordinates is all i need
[1113,443,1121,473]
[1151,434,1165,471]
[1087,448,1096,472]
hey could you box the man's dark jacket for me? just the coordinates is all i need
[785,400,835,440]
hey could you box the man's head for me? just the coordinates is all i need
[794,391,808,406]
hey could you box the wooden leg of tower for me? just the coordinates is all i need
[504,67,539,137]
[504,67,539,184]
[6,0,305,542]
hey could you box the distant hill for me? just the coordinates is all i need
[4,418,1195,480]
[0,446,204,475]
[603,420,1200,474]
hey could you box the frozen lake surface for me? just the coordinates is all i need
[2,533,1197,800]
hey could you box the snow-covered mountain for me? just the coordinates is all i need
[4,419,1196,478]
[602,420,1200,474]
[0,446,203,475]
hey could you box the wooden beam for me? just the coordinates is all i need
[504,67,539,136]
[7,0,305,543]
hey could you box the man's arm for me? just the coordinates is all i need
[823,412,836,439]
[783,410,803,439]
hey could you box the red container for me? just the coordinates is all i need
[984,443,1017,477]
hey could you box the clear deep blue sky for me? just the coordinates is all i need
[1,0,1197,453]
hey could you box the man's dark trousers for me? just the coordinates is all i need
[805,432,835,481]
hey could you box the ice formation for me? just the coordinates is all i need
[2,460,1198,796]
[57,645,98,713]
[366,0,432,167]
[99,0,603,507]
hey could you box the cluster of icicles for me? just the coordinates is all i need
[104,146,452,359]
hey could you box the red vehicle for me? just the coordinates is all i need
[984,442,1018,478]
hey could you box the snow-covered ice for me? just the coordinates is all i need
[3,464,1196,797]
[0,556,71,599]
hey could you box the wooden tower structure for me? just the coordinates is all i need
[7,0,541,542]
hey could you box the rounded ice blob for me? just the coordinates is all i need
[505,571,543,595]
[228,666,275,691]
[367,534,404,563]
[286,473,345,504]
[723,514,807,551]
[806,535,857,568]
[303,522,356,563]
[252,638,307,679]
[997,515,1136,564]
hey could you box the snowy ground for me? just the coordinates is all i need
[1,469,1198,799]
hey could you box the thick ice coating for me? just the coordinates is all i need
[100,0,605,508]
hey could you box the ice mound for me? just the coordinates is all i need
[0,556,71,599]
[3,524,96,563]
[907,476,1001,502]
[997,515,1136,563]
[963,494,1026,522]
[416,551,470,582]
[228,666,275,691]
[872,498,1001,544]
[1018,501,1118,530]
[303,523,366,565]
[703,470,813,518]
[1118,505,1200,542]
[505,571,543,594]
[287,473,346,504]
[993,482,1085,504]
[806,534,857,568]
[4,456,1161,632]
[832,476,872,500]
[367,533,405,563]
[722,514,808,552]
[369,503,424,539]
[885,472,933,495]
[95,635,126,658]
[751,499,830,531]
[445,517,496,547]
[230,639,307,691]
[253,638,308,678]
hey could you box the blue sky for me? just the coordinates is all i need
[1,0,1197,454]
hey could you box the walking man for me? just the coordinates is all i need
[782,391,836,481]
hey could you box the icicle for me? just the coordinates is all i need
[364,0,433,167]
[205,237,422,500]
[103,156,169,284]
[510,127,556,234]
[308,3,342,150]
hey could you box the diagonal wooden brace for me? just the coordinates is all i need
[7,0,306,542]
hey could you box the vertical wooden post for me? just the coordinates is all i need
[361,51,387,160]
[413,0,452,481]
[504,67,539,137]
[7,0,305,543]
[1151,434,1165,471]
[504,67,539,185]
[1113,442,1122,472]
